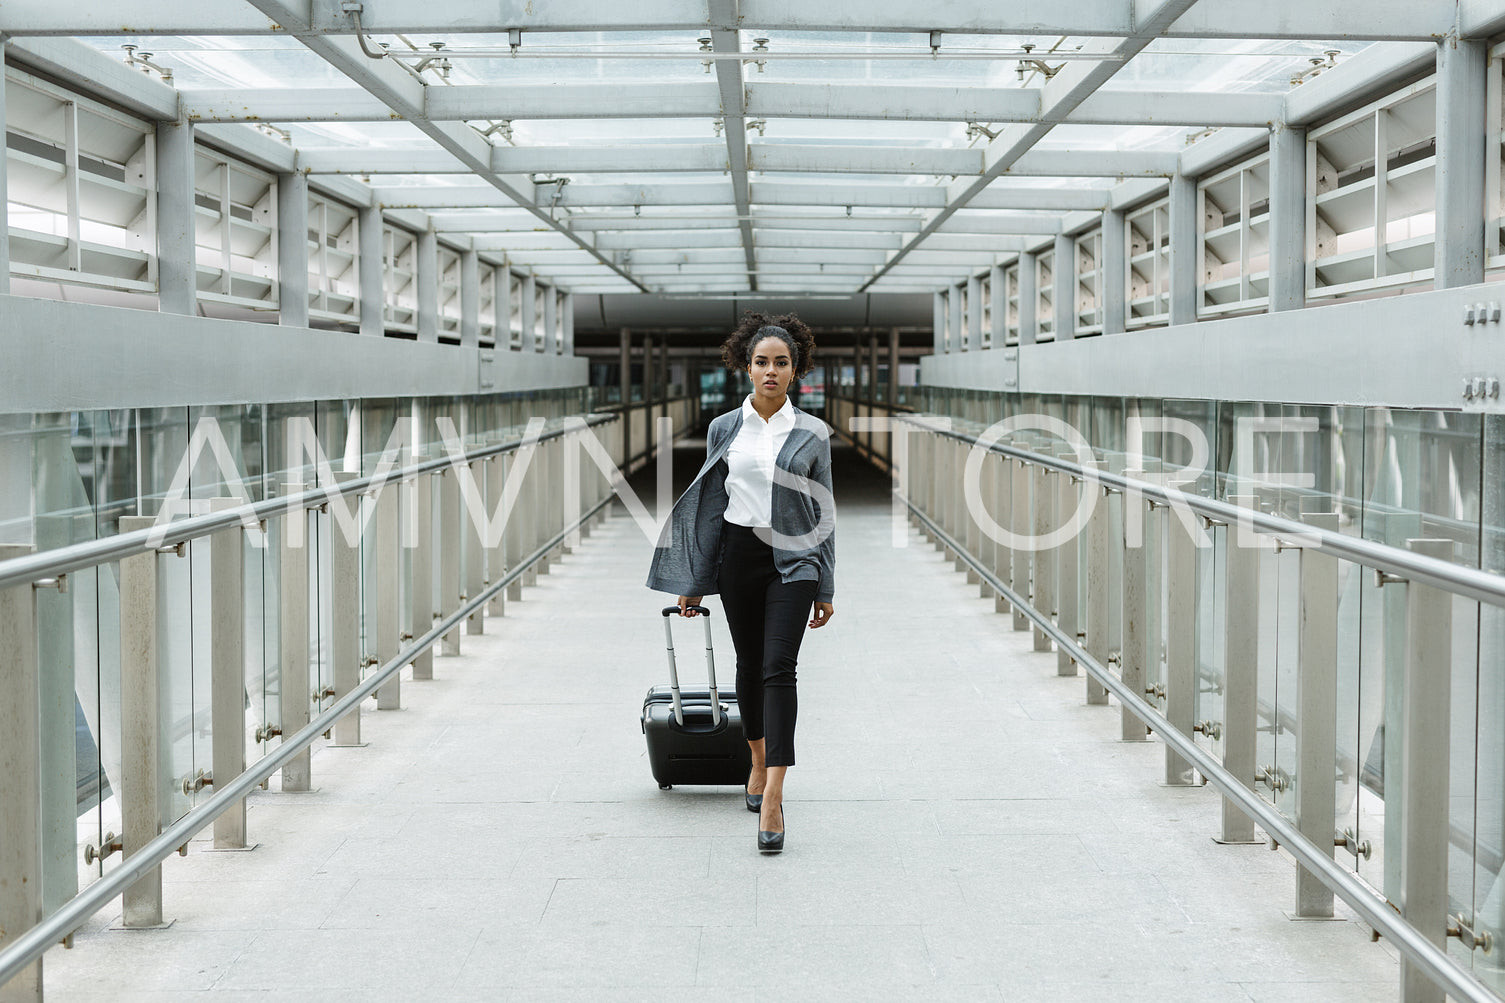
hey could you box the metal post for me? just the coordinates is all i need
[358,204,384,337]
[989,266,1005,348]
[1010,450,1032,633]
[0,55,9,290]
[155,118,196,316]
[524,436,542,587]
[330,474,363,746]
[1102,210,1126,335]
[279,485,312,789]
[375,484,402,708]
[439,463,462,655]
[1168,172,1197,327]
[563,292,575,354]
[887,326,901,403]
[619,326,632,468]
[949,283,964,354]
[520,274,537,352]
[1053,233,1076,341]
[494,263,511,349]
[486,454,507,617]
[1120,471,1149,740]
[1018,252,1038,345]
[416,228,439,343]
[967,275,984,351]
[1269,122,1307,312]
[1032,456,1054,652]
[1083,462,1109,705]
[993,449,1011,615]
[464,457,485,635]
[963,440,981,585]
[951,439,967,572]
[1218,494,1261,844]
[1056,458,1080,676]
[1435,34,1488,288]
[543,282,558,354]
[978,440,997,600]
[507,447,528,599]
[117,517,167,927]
[1164,481,1198,784]
[932,290,946,353]
[0,545,41,1001]
[407,468,434,680]
[460,248,480,349]
[277,170,309,328]
[209,498,247,848]
[1400,538,1455,1003]
[1294,512,1339,917]
[536,439,554,575]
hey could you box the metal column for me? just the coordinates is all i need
[1293,512,1339,917]
[562,293,575,354]
[1055,458,1080,676]
[117,518,167,927]
[459,248,480,349]
[155,118,196,316]
[949,284,964,353]
[989,266,1006,348]
[416,229,439,343]
[1032,456,1054,652]
[0,56,9,290]
[1268,122,1308,312]
[887,326,901,403]
[1083,462,1110,705]
[209,499,247,848]
[1053,233,1076,341]
[375,485,402,708]
[1102,210,1126,335]
[932,290,947,353]
[279,488,312,789]
[1018,253,1038,345]
[521,274,537,352]
[993,449,1011,615]
[486,454,507,618]
[1168,172,1197,327]
[439,464,462,655]
[357,204,384,337]
[1218,495,1262,844]
[464,456,486,634]
[330,475,363,746]
[1435,34,1488,288]
[1010,450,1031,633]
[1400,539,1456,1003]
[506,449,527,601]
[1163,483,1198,785]
[1120,472,1149,741]
[543,283,558,354]
[0,546,41,1001]
[277,170,309,329]
[408,469,434,680]
[967,275,984,351]
[868,333,881,401]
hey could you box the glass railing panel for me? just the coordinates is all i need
[1477,414,1505,987]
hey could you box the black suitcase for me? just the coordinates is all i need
[641,605,751,789]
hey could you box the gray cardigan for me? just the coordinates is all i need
[645,404,836,604]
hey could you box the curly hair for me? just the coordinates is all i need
[719,312,817,379]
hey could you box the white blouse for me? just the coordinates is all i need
[722,394,796,528]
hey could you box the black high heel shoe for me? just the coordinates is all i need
[745,766,763,813]
[758,806,785,854]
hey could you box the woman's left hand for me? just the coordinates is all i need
[809,602,834,629]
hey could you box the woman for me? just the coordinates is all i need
[646,313,836,854]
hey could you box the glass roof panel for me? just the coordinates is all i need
[1120,39,1374,92]
[82,35,353,89]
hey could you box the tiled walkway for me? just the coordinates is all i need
[48,442,1399,1001]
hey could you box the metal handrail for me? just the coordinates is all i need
[0,488,616,989]
[896,415,1505,610]
[904,499,1502,1003]
[0,413,617,593]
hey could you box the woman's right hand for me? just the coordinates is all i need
[677,596,704,616]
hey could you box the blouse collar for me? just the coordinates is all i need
[741,393,796,429]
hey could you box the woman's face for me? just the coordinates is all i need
[748,336,794,401]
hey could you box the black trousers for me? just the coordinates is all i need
[717,521,817,768]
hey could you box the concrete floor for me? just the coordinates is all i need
[46,441,1401,1001]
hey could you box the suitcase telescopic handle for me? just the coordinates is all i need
[658,605,720,727]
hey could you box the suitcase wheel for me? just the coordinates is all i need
[659,783,672,790]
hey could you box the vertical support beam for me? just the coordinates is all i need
[439,464,462,656]
[1053,233,1076,341]
[1435,34,1488,288]
[1083,461,1109,705]
[375,485,401,709]
[1399,538,1455,1003]
[407,467,435,679]
[1031,457,1054,652]
[464,457,485,635]
[853,337,866,400]
[0,545,41,1001]
[118,517,164,927]
[993,449,1011,615]
[1120,472,1148,741]
[1164,481,1198,784]
[1018,252,1038,345]
[459,248,480,349]
[1294,512,1339,918]
[868,333,881,402]
[1010,449,1032,633]
[277,170,309,328]
[1168,172,1197,327]
[155,118,196,316]
[416,228,439,343]
[989,265,1006,348]
[618,326,632,469]
[563,293,575,354]
[279,487,311,790]
[887,326,901,403]
[330,474,363,746]
[967,275,984,351]
[1218,495,1261,844]
[521,274,537,352]
[932,290,947,353]
[1269,122,1308,312]
[209,498,247,848]
[1056,459,1080,676]
[510,442,532,595]
[0,56,9,292]
[358,204,384,337]
[948,283,964,353]
[543,283,558,354]
[494,264,512,349]
[1102,209,1126,334]
[486,454,507,617]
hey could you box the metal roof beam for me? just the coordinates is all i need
[939,213,1066,235]
[707,0,758,289]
